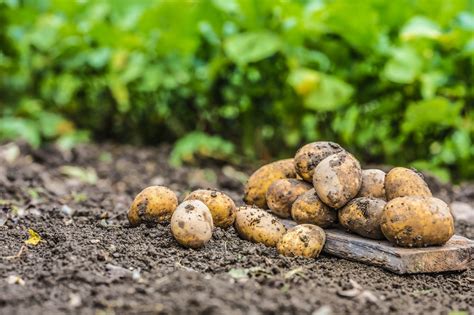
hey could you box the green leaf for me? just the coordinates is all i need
[0,117,41,147]
[170,132,235,167]
[382,46,422,84]
[25,228,42,246]
[402,97,463,133]
[224,31,281,64]
[289,69,353,111]
[400,16,442,41]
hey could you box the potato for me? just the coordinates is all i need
[291,189,337,228]
[243,158,296,208]
[277,224,326,258]
[385,167,432,200]
[313,152,362,209]
[184,189,236,229]
[128,186,178,227]
[357,169,386,200]
[294,141,344,182]
[234,206,286,247]
[266,179,312,218]
[170,200,214,249]
[338,197,386,239]
[381,196,454,247]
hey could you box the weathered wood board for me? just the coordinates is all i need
[281,220,474,274]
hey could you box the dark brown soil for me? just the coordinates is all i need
[0,143,472,315]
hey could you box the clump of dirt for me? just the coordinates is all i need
[0,142,472,315]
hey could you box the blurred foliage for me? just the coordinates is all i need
[0,0,473,181]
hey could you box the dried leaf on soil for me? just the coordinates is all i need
[25,228,42,245]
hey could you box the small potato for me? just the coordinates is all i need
[170,200,214,249]
[234,206,286,247]
[291,189,337,228]
[338,197,386,239]
[128,186,178,226]
[357,169,386,200]
[266,179,312,218]
[184,189,236,229]
[294,141,344,182]
[385,167,432,200]
[277,224,326,258]
[243,159,296,208]
[313,152,362,209]
[381,196,454,247]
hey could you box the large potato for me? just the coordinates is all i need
[128,186,178,227]
[381,196,454,247]
[385,167,432,200]
[243,159,296,208]
[234,206,286,247]
[170,200,214,249]
[184,189,236,229]
[277,224,326,258]
[313,152,362,209]
[357,169,386,200]
[291,189,337,228]
[338,197,386,239]
[294,141,344,182]
[266,179,312,218]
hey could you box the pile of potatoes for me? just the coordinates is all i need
[127,141,454,259]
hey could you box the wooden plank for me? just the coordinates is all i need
[281,220,474,274]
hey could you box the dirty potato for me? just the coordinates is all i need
[184,189,236,229]
[385,167,432,200]
[381,196,454,247]
[294,141,344,182]
[234,206,286,247]
[266,179,312,218]
[243,159,296,208]
[357,169,386,200]
[291,189,337,228]
[128,186,178,227]
[338,197,386,239]
[277,224,326,258]
[313,152,362,209]
[170,200,214,249]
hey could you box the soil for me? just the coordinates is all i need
[0,142,472,315]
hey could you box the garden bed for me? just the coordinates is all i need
[0,143,472,314]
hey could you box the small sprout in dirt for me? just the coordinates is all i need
[60,166,98,185]
[184,189,236,229]
[170,200,213,249]
[25,228,42,246]
[128,186,178,227]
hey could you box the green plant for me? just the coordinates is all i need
[0,0,472,181]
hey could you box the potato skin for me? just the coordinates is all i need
[339,197,386,239]
[170,200,214,249]
[294,141,344,182]
[385,167,432,200]
[291,189,337,228]
[234,206,286,247]
[313,152,362,209]
[184,189,236,229]
[277,224,326,258]
[128,186,178,226]
[381,196,454,247]
[243,159,296,208]
[357,169,386,200]
[266,179,312,218]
